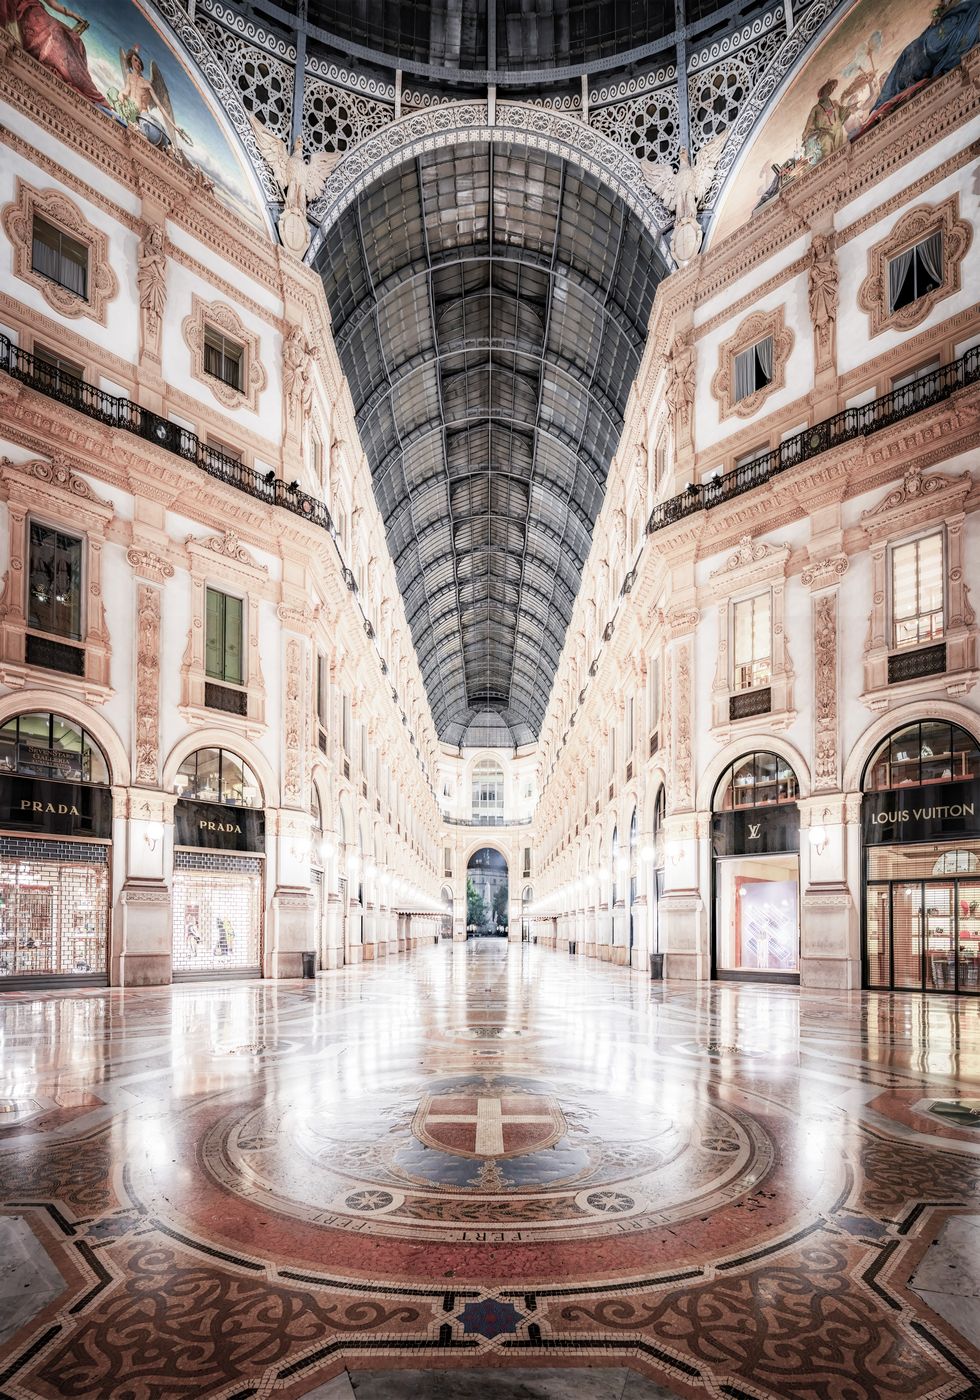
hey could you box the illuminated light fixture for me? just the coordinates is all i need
[640,844,656,862]
[809,826,828,856]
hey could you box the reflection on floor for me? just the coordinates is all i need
[0,941,978,1398]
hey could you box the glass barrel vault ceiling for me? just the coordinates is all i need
[314,143,667,746]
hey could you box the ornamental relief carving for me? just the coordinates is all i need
[710,306,795,421]
[181,294,267,412]
[672,642,693,812]
[134,584,161,786]
[1,178,119,324]
[801,554,848,590]
[127,547,175,584]
[857,195,971,339]
[283,636,304,807]
[813,591,839,793]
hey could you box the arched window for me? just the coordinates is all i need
[611,825,619,905]
[311,785,323,836]
[863,721,980,791]
[715,751,798,811]
[0,712,109,784]
[174,748,261,807]
[653,785,666,868]
[471,758,504,821]
[629,808,638,861]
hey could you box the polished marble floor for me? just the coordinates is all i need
[0,940,979,1398]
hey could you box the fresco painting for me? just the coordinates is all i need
[0,0,266,226]
[712,0,980,240]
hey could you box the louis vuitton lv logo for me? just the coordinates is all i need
[747,822,761,840]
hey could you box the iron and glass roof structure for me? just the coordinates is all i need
[314,143,667,746]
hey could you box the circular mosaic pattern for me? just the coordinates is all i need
[193,1071,777,1244]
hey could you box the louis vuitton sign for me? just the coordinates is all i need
[712,803,799,858]
[863,778,980,846]
[174,799,265,852]
[0,775,112,838]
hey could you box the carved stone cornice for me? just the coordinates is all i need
[860,465,973,539]
[127,548,175,584]
[708,534,788,586]
[801,554,848,591]
[0,453,113,524]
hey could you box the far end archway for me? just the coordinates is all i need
[466,847,509,938]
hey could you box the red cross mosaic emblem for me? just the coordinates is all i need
[412,1092,566,1159]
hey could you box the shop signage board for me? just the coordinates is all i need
[863,778,980,845]
[175,799,265,852]
[712,803,800,858]
[0,775,112,838]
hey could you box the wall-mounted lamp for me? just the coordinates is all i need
[142,822,162,853]
[808,826,829,856]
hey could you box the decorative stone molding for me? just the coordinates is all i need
[197,531,269,574]
[181,295,267,412]
[134,584,161,786]
[0,178,119,323]
[860,466,977,707]
[707,535,794,738]
[801,554,848,590]
[807,233,838,377]
[283,636,305,808]
[857,196,971,339]
[127,548,175,584]
[0,455,112,698]
[813,592,839,793]
[710,307,794,420]
[672,641,693,812]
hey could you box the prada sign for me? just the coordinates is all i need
[712,803,799,858]
[0,775,112,838]
[863,778,980,846]
[175,798,264,852]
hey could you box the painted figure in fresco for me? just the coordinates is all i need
[801,79,857,162]
[870,0,980,117]
[0,0,106,104]
[115,44,192,157]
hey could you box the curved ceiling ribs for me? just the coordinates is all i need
[314,141,666,746]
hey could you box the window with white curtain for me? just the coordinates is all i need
[891,532,944,648]
[31,215,88,298]
[887,233,943,312]
[733,336,773,402]
[732,592,772,691]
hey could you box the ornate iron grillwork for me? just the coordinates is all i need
[25,635,84,675]
[729,687,771,721]
[205,682,248,715]
[887,643,946,684]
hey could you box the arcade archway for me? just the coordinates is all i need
[466,847,509,938]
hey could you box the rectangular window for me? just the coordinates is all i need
[311,432,323,486]
[523,846,532,878]
[891,532,944,649]
[205,587,244,685]
[33,342,84,384]
[342,694,351,754]
[626,697,634,756]
[28,521,83,639]
[649,657,660,731]
[609,727,616,779]
[206,435,243,463]
[443,847,452,877]
[203,325,244,391]
[888,233,943,313]
[316,653,328,726]
[733,336,773,402]
[732,592,772,691]
[31,215,88,298]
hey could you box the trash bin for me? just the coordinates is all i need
[301,950,316,979]
[568,940,577,955]
[650,952,664,979]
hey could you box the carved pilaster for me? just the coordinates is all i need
[812,591,839,794]
[283,635,305,809]
[134,583,162,787]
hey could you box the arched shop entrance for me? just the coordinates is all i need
[440,885,453,940]
[172,747,265,980]
[466,847,508,937]
[863,719,980,995]
[0,711,112,986]
[711,751,800,982]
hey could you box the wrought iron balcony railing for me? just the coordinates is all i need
[647,346,980,535]
[443,815,533,826]
[0,334,336,537]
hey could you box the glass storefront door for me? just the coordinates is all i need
[716,854,800,975]
[866,842,980,994]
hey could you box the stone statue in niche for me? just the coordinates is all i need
[640,133,728,266]
[666,328,696,432]
[282,324,316,427]
[136,222,167,360]
[807,232,839,372]
[248,117,339,258]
